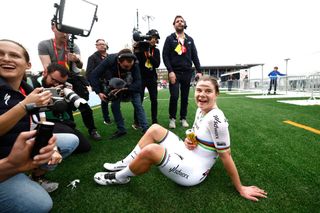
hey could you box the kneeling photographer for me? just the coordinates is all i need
[90,49,148,139]
[29,63,93,153]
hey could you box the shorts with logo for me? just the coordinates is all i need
[157,131,216,186]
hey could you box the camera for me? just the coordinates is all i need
[133,30,151,53]
[44,84,87,111]
[63,87,87,108]
[26,85,88,117]
[133,29,160,53]
[103,78,131,102]
[43,87,68,114]
[133,30,152,42]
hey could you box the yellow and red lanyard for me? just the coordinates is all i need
[53,39,70,70]
[174,34,187,55]
[144,48,154,69]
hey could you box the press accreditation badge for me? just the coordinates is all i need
[145,59,152,69]
[175,44,182,55]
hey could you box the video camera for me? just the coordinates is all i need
[133,29,160,53]
[133,30,152,53]
[103,78,131,102]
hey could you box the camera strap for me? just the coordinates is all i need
[19,85,33,127]
[19,86,27,96]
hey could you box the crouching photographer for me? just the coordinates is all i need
[90,49,149,139]
[29,62,93,153]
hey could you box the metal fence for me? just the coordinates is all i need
[219,73,320,98]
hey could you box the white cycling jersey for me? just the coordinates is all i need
[158,107,230,186]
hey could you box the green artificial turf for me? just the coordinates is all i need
[47,89,320,212]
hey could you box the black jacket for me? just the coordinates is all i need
[86,51,110,81]
[0,78,33,158]
[135,46,160,80]
[162,33,201,73]
[89,53,142,94]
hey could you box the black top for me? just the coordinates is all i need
[89,53,142,94]
[86,51,110,82]
[162,33,201,73]
[135,46,161,80]
[0,78,33,158]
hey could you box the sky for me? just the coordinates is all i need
[1,0,320,79]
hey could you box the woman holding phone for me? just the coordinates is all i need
[0,39,79,193]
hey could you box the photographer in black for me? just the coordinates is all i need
[90,49,148,139]
[133,29,161,126]
[29,63,92,153]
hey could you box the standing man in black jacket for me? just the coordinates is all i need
[163,15,202,129]
[86,39,112,125]
[90,49,148,139]
[133,29,161,126]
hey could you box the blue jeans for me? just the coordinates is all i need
[131,92,148,131]
[0,173,52,213]
[111,92,148,132]
[101,100,110,122]
[40,133,79,171]
[134,77,158,124]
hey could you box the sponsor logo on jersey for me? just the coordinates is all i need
[4,93,11,105]
[213,115,221,139]
[217,142,226,146]
[169,165,189,179]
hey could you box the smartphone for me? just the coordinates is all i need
[31,121,55,158]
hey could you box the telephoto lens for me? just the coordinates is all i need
[31,121,55,158]
[63,87,87,108]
